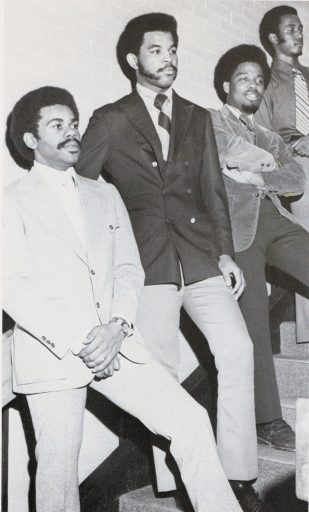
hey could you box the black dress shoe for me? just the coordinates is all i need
[230,481,274,512]
[257,418,295,452]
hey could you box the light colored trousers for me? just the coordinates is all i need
[292,155,309,343]
[27,354,242,512]
[136,276,258,491]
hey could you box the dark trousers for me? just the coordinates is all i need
[235,198,309,424]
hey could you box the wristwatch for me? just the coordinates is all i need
[110,317,133,338]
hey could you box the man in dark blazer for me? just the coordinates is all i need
[76,13,270,512]
[211,44,309,454]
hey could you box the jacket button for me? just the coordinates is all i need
[91,269,95,275]
[51,343,55,348]
[266,163,270,167]
[152,161,158,167]
[255,192,259,197]
[96,302,101,308]
[184,161,189,166]
[261,162,265,166]
[187,188,192,194]
[162,189,167,195]
[42,336,46,341]
[190,217,196,224]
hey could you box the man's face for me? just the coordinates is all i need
[32,104,80,170]
[134,31,178,92]
[224,62,265,114]
[275,14,303,58]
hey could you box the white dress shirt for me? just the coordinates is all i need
[136,82,173,161]
[34,162,86,251]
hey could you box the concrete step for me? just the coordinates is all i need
[281,396,297,430]
[256,445,295,499]
[280,322,309,358]
[274,355,309,397]
[119,486,178,512]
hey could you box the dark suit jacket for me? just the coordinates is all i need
[210,105,306,252]
[76,90,234,286]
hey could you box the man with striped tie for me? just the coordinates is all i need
[256,5,309,347]
[76,12,273,512]
[211,43,309,455]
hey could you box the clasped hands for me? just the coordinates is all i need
[78,322,124,379]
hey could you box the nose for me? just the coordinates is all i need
[247,80,257,90]
[163,50,173,63]
[65,125,79,139]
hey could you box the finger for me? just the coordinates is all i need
[79,335,104,358]
[113,356,121,371]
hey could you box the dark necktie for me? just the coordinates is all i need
[154,94,171,134]
[239,115,255,143]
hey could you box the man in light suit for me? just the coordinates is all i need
[3,86,244,512]
[76,13,270,512]
[211,44,309,453]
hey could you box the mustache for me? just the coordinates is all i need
[57,137,81,150]
[157,64,178,73]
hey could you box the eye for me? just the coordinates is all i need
[170,48,177,55]
[72,122,79,129]
[53,123,63,130]
[151,49,160,54]
[257,78,264,86]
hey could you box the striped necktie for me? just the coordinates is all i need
[292,68,309,135]
[154,94,171,160]
[239,115,256,144]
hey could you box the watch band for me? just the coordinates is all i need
[110,317,133,338]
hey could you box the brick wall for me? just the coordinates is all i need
[4,0,309,183]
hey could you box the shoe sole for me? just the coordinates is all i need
[257,436,296,452]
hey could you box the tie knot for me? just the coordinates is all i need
[293,68,305,80]
[239,115,254,132]
[154,94,168,111]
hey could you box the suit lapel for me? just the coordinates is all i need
[77,177,108,263]
[18,168,87,264]
[120,91,166,176]
[169,92,194,160]
[221,104,272,152]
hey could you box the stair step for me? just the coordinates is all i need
[274,356,309,397]
[119,486,177,512]
[281,396,297,430]
[280,322,309,358]
[256,446,295,499]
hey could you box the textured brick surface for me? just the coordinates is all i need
[4,0,309,185]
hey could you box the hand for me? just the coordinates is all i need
[293,136,309,157]
[218,255,246,300]
[92,355,121,379]
[223,167,265,187]
[79,322,123,372]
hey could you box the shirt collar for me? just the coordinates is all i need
[272,58,302,74]
[136,82,173,104]
[33,161,77,187]
[226,104,254,121]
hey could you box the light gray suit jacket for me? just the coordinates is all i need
[3,167,151,394]
[210,105,306,252]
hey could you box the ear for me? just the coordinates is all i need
[126,53,138,70]
[223,81,230,95]
[268,33,278,45]
[23,132,38,150]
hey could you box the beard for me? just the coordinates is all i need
[241,103,259,114]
